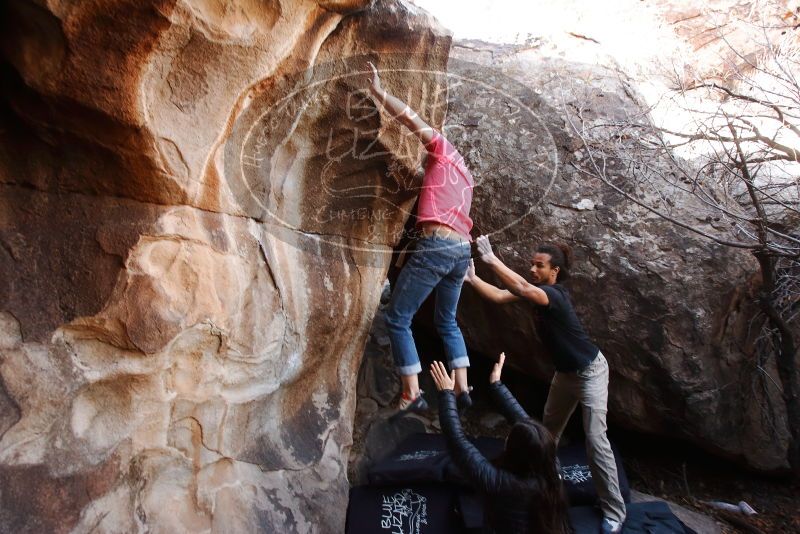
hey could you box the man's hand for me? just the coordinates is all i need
[430,361,455,392]
[489,352,506,384]
[476,235,497,264]
[463,259,476,283]
[367,61,384,98]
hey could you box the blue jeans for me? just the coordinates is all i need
[385,236,471,375]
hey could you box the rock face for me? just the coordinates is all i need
[444,41,791,472]
[0,0,451,532]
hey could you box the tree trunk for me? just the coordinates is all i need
[755,252,800,477]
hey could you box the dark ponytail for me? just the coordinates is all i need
[535,242,572,282]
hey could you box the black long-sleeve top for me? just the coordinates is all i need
[438,382,539,533]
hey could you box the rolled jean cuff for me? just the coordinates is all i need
[449,356,470,369]
[397,362,422,376]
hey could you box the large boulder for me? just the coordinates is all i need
[0,0,451,531]
[445,39,791,472]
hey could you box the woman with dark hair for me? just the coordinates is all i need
[430,356,571,534]
[464,236,626,534]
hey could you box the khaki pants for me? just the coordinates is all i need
[543,352,626,523]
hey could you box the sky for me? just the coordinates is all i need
[409,0,800,197]
[410,0,680,70]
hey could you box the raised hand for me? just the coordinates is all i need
[463,259,476,282]
[476,235,497,264]
[489,352,506,384]
[367,61,383,96]
[430,360,455,392]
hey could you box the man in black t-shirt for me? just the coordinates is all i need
[531,283,599,373]
[463,236,626,534]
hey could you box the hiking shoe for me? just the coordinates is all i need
[600,518,623,534]
[456,387,474,411]
[390,391,428,420]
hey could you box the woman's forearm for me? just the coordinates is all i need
[439,390,503,493]
[488,381,530,425]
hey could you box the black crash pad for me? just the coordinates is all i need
[568,501,697,534]
[346,484,462,534]
[558,440,631,505]
[367,432,630,507]
[367,433,502,486]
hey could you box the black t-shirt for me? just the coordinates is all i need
[532,284,598,372]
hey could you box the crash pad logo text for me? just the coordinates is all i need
[380,489,428,534]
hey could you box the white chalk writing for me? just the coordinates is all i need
[396,450,440,462]
[561,464,592,484]
[380,489,428,534]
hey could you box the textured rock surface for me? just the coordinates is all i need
[348,282,438,486]
[0,0,451,532]
[445,39,791,472]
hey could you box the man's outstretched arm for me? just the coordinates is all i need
[367,62,435,145]
[475,236,550,306]
[463,259,520,304]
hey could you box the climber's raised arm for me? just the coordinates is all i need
[367,62,435,145]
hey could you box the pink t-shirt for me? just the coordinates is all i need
[415,132,474,240]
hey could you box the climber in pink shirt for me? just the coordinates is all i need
[367,63,475,416]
